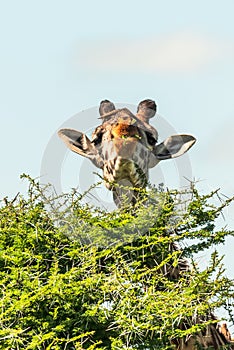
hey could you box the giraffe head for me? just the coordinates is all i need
[58,99,196,206]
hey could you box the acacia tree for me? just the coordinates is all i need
[0,175,234,349]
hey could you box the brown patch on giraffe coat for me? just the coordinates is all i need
[111,123,140,139]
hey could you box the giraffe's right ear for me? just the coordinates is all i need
[58,128,104,168]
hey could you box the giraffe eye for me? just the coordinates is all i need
[92,133,103,146]
[145,132,157,146]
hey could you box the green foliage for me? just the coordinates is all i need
[0,175,234,349]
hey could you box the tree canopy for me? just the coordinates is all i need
[0,175,234,349]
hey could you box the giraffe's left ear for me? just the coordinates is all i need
[58,128,104,168]
[154,134,196,160]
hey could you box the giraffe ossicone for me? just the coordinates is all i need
[58,99,196,206]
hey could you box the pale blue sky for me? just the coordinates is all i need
[1,1,234,279]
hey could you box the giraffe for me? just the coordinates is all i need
[58,99,234,349]
[172,319,234,349]
[58,99,196,207]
